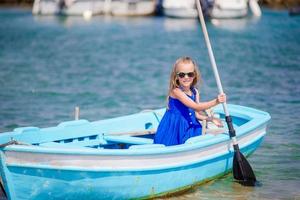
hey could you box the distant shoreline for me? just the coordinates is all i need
[0,0,299,9]
[0,4,31,8]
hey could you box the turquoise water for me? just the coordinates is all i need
[0,7,300,199]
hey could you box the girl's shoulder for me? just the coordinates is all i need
[170,88,182,98]
[172,87,182,93]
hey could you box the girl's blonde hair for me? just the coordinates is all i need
[167,56,201,105]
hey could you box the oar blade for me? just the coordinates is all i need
[0,183,6,198]
[233,151,257,186]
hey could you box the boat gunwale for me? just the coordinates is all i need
[2,125,267,155]
[5,131,266,172]
[0,104,271,156]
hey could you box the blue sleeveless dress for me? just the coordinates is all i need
[154,88,202,146]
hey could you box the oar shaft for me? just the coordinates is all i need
[195,1,257,185]
[195,0,229,116]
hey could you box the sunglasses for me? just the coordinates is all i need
[176,72,195,78]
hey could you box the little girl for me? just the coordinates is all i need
[154,56,226,146]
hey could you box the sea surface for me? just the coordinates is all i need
[0,7,299,200]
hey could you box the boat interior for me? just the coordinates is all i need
[3,108,251,151]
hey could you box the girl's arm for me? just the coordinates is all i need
[171,88,226,112]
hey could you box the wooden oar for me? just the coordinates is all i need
[195,0,257,186]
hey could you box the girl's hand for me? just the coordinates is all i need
[217,93,226,104]
[211,118,224,127]
[206,116,223,127]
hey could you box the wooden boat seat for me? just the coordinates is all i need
[39,141,97,149]
[199,108,226,135]
[185,134,215,144]
[201,121,226,135]
[103,135,154,145]
[107,129,156,136]
[129,144,165,149]
[38,133,108,148]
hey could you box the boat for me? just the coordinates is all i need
[106,0,157,16]
[0,104,270,200]
[162,0,199,18]
[32,0,157,17]
[32,0,105,16]
[162,0,261,19]
[210,0,248,19]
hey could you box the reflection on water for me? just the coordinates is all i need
[33,15,93,27]
[163,18,198,32]
[210,16,260,31]
[33,14,153,27]
[162,15,261,32]
[33,14,261,32]
[154,175,257,200]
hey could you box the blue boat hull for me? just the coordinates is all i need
[0,104,270,200]
[7,137,263,200]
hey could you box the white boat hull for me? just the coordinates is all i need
[110,1,156,16]
[163,7,198,18]
[163,0,254,19]
[210,0,248,18]
[210,7,248,19]
[32,0,156,16]
[162,0,198,18]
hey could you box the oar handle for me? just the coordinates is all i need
[195,0,229,117]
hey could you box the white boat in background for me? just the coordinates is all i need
[210,0,248,19]
[109,0,157,16]
[162,0,261,19]
[162,0,198,18]
[32,0,157,17]
[32,0,103,16]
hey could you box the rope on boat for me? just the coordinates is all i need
[140,109,162,123]
[0,140,19,148]
[0,139,29,148]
